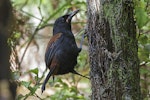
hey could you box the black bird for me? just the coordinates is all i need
[41,10,89,93]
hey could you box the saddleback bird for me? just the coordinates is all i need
[41,9,89,93]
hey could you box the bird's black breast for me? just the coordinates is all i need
[45,32,80,75]
[55,35,79,75]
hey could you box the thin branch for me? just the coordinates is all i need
[42,3,68,25]
[38,1,43,19]
[38,23,53,30]
[21,9,41,20]
[35,93,43,100]
[19,17,43,66]
[20,0,29,9]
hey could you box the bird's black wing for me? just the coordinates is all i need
[42,33,64,93]
[45,33,63,68]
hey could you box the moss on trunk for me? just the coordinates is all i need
[87,0,141,99]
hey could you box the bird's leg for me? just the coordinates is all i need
[71,70,90,79]
[79,33,86,51]
[52,75,55,83]
[41,71,52,94]
[41,67,55,93]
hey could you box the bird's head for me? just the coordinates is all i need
[53,9,79,35]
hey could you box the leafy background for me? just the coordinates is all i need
[9,0,149,99]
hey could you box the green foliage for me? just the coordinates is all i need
[28,68,39,75]
[8,32,21,47]
[48,79,86,100]
[16,68,40,100]
[134,0,149,29]
[11,0,149,99]
[134,0,150,99]
[138,34,150,62]
[11,0,88,99]
[78,51,89,68]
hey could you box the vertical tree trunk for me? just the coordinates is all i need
[86,0,141,99]
[0,0,16,99]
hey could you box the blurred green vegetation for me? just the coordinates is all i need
[10,0,150,99]
[134,0,150,99]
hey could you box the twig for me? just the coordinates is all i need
[38,23,53,30]
[19,17,43,66]
[35,93,42,99]
[21,9,41,20]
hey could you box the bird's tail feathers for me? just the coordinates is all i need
[41,67,55,94]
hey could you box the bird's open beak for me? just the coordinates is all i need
[66,9,80,23]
